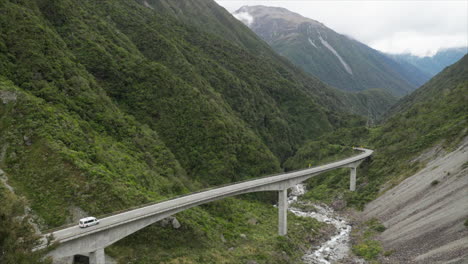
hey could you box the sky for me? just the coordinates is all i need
[215,0,468,57]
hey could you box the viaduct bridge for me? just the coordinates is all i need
[43,148,373,263]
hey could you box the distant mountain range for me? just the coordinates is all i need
[233,5,431,97]
[387,47,467,77]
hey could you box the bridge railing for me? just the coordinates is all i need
[43,147,364,235]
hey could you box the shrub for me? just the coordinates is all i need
[352,240,382,260]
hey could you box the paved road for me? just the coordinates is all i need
[46,148,372,244]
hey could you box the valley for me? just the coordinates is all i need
[0,0,467,263]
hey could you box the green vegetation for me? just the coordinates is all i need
[108,197,324,264]
[0,0,465,262]
[0,0,379,262]
[350,218,386,261]
[352,240,382,261]
[287,55,468,209]
[0,183,51,264]
[431,180,440,186]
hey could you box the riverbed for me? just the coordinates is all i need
[287,184,353,264]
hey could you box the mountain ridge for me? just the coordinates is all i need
[234,5,431,96]
[387,47,468,77]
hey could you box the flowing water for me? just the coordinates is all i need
[287,184,353,264]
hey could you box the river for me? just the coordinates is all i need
[287,184,354,264]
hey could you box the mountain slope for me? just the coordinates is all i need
[0,0,382,262]
[361,55,468,263]
[283,55,467,262]
[288,54,467,206]
[234,5,431,96]
[388,47,468,76]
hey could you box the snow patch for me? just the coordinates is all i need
[233,12,254,26]
[319,36,353,75]
[308,38,317,49]
[142,0,154,9]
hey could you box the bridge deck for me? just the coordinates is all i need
[46,148,372,243]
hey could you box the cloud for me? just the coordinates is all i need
[216,0,468,56]
[233,11,254,26]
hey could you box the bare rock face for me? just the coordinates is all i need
[363,138,468,263]
[0,91,16,104]
[68,206,88,224]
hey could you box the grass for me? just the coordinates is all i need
[107,196,325,264]
[350,218,386,261]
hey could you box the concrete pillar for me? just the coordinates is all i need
[89,248,105,264]
[350,167,357,191]
[278,189,288,236]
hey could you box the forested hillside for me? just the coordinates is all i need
[2,0,461,262]
[287,55,467,209]
[234,5,430,96]
[0,0,388,263]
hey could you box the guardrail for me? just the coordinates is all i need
[43,147,369,235]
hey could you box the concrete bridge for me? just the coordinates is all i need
[43,148,373,264]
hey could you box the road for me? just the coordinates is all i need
[45,147,373,245]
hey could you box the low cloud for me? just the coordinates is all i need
[216,0,467,56]
[233,11,254,26]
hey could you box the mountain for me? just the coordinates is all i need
[0,0,394,262]
[388,47,468,76]
[233,5,431,96]
[284,55,468,262]
[360,54,468,263]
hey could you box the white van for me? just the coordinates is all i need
[79,217,99,228]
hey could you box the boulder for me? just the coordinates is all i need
[247,218,258,225]
[171,217,181,229]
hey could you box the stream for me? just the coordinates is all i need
[287,184,353,264]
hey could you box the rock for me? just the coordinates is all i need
[247,218,258,225]
[331,199,347,211]
[240,233,247,239]
[171,217,181,229]
[0,91,17,104]
[23,135,32,146]
[246,261,258,264]
[160,217,171,227]
[220,234,227,243]
[228,247,235,251]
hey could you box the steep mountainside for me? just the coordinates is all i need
[284,55,467,262]
[361,55,468,263]
[234,5,431,96]
[388,47,468,76]
[0,0,388,263]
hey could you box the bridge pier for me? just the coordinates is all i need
[89,248,105,264]
[350,166,357,191]
[41,148,372,262]
[278,189,288,236]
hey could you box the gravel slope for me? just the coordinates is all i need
[363,138,468,263]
